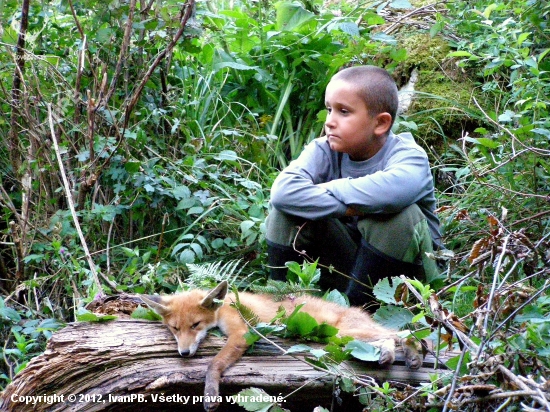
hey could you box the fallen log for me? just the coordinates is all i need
[0,319,451,412]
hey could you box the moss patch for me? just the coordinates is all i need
[393,33,483,146]
[408,70,479,145]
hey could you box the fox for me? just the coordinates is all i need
[141,281,422,411]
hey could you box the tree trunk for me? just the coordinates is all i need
[0,319,449,411]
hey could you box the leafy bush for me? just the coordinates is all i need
[0,0,549,409]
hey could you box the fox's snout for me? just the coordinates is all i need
[178,348,191,357]
[176,339,200,357]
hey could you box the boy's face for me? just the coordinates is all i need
[324,79,390,161]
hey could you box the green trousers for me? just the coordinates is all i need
[265,204,439,292]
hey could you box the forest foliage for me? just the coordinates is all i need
[1,0,549,410]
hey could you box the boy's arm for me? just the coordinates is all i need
[319,148,432,214]
[270,140,348,220]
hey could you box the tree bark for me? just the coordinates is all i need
[0,320,448,411]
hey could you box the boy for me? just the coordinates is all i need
[265,65,443,305]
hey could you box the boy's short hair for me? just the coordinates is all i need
[332,65,399,126]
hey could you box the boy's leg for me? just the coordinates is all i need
[346,204,439,306]
[265,208,358,290]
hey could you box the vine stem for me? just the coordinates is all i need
[476,234,510,360]
[289,222,370,289]
[47,104,116,295]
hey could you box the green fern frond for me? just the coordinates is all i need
[231,288,260,326]
[185,259,246,288]
[251,280,319,301]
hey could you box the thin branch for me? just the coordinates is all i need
[47,104,116,295]
[476,234,510,359]
[103,0,137,105]
[490,278,550,340]
[441,343,469,412]
[123,0,196,129]
[8,0,30,174]
[472,96,550,157]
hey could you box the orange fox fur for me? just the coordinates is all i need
[141,281,421,411]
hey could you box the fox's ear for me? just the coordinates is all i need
[201,281,228,310]
[140,295,171,317]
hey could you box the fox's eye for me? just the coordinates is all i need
[170,325,179,331]
[190,322,200,330]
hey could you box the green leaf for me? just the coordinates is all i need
[323,289,349,307]
[275,1,315,32]
[213,61,258,72]
[412,328,432,340]
[215,150,238,161]
[325,341,352,362]
[373,277,403,304]
[517,32,530,47]
[336,21,360,37]
[178,249,196,264]
[532,128,550,138]
[373,305,413,329]
[240,220,256,235]
[243,330,262,345]
[285,344,313,354]
[310,348,328,358]
[445,351,471,375]
[482,3,498,19]
[286,311,319,337]
[131,306,162,321]
[313,323,339,339]
[76,308,117,323]
[448,50,472,58]
[345,340,380,362]
[124,161,141,173]
[177,197,196,210]
[187,206,205,215]
[0,304,22,322]
[371,32,397,45]
[235,387,277,411]
[497,110,516,123]
[474,137,500,149]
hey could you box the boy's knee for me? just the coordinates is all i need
[265,208,304,247]
[357,204,429,262]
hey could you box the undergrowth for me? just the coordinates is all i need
[1,0,549,410]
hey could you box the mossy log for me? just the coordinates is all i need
[0,319,451,412]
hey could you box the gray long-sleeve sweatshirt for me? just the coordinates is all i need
[270,132,443,249]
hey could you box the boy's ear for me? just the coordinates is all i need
[140,295,171,317]
[201,281,228,310]
[374,112,393,136]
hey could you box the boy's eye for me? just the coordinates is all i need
[190,322,200,330]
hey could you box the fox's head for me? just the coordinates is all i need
[141,281,228,357]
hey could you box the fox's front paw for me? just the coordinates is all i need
[376,338,396,365]
[402,338,423,370]
[203,385,220,411]
[378,346,396,365]
[204,399,220,412]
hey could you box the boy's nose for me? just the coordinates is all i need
[325,112,335,129]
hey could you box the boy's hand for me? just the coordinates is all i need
[345,207,364,217]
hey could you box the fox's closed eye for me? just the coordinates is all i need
[191,321,200,330]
